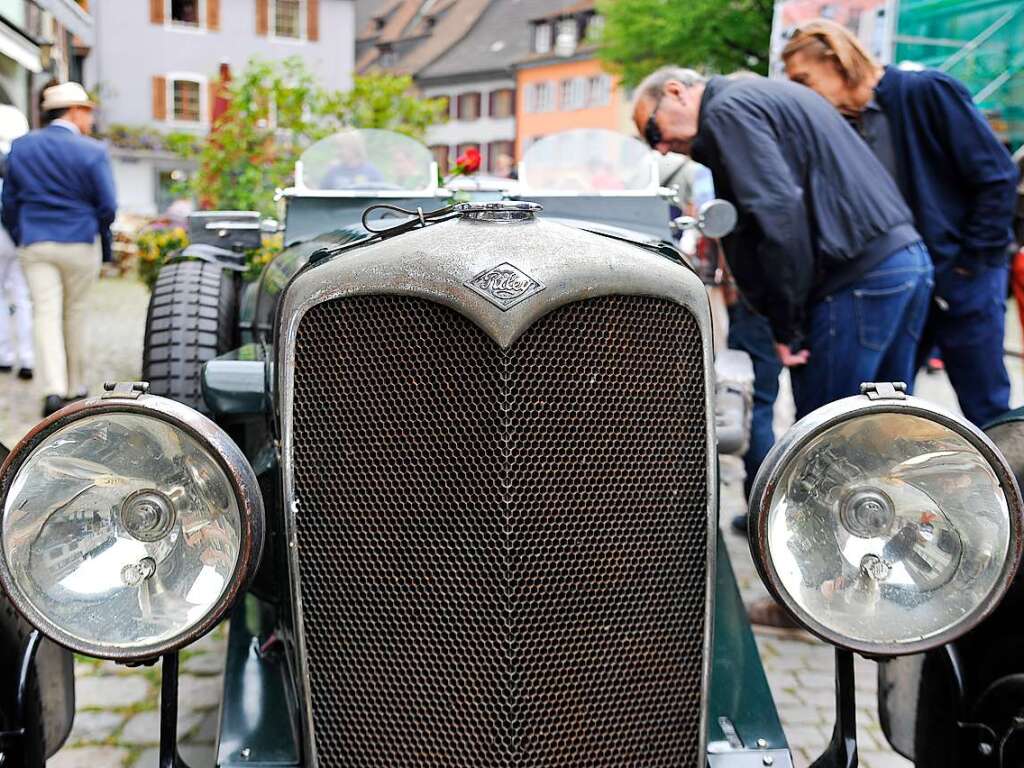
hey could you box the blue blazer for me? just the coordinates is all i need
[874,66,1019,277]
[1,123,117,260]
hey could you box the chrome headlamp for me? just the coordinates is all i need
[0,389,264,661]
[750,386,1024,656]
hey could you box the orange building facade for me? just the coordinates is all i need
[515,57,630,160]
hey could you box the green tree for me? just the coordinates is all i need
[167,57,445,215]
[596,0,774,86]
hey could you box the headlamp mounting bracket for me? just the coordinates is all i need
[102,381,151,399]
[859,381,907,401]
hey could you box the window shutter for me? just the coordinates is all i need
[207,0,220,30]
[307,0,319,41]
[150,0,164,24]
[209,81,218,123]
[152,75,167,121]
[256,0,269,35]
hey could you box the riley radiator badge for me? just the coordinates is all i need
[465,262,546,311]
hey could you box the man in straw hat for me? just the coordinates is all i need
[1,81,116,417]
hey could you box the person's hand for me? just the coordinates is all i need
[776,343,809,367]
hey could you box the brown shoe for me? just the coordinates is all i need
[747,597,800,629]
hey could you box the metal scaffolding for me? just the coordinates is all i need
[895,0,1024,147]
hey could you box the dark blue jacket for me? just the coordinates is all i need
[691,76,918,344]
[874,66,1018,276]
[1,123,117,260]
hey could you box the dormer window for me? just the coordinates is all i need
[554,18,578,57]
[533,22,552,54]
[378,45,397,67]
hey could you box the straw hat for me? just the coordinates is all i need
[41,82,94,111]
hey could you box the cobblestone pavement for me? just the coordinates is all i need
[722,458,912,768]
[0,276,1015,766]
[0,275,149,448]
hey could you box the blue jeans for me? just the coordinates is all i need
[791,241,934,420]
[917,263,1011,427]
[727,301,782,499]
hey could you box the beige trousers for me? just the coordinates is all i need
[19,240,101,398]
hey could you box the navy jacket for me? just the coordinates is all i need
[1,123,117,260]
[874,66,1018,277]
[691,76,919,344]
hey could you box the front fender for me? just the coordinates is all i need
[170,244,247,271]
[0,594,75,758]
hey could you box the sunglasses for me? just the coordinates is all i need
[644,94,666,148]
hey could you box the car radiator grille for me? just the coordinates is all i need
[290,294,709,767]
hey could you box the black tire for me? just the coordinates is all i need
[0,599,45,768]
[142,260,238,413]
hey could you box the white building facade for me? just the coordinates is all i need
[85,0,355,214]
[419,77,515,175]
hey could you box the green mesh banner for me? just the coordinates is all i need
[896,0,1024,148]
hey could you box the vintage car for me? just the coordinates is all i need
[1,129,1023,768]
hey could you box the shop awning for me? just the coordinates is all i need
[0,19,40,73]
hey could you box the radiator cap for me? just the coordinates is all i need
[455,201,542,223]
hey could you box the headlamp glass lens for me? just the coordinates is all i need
[2,414,242,653]
[766,413,1011,647]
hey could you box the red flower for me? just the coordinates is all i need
[454,147,481,174]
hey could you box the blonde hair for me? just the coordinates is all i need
[782,19,881,88]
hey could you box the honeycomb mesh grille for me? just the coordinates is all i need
[291,294,709,767]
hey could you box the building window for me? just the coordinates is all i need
[525,82,554,113]
[377,45,397,67]
[587,75,612,107]
[456,92,481,121]
[533,22,551,54]
[553,18,578,56]
[487,141,515,176]
[169,0,202,26]
[273,0,304,39]
[430,145,450,175]
[559,78,586,110]
[171,77,203,122]
[586,13,605,41]
[489,89,515,119]
[157,168,190,212]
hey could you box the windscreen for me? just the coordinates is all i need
[298,129,434,192]
[519,129,658,193]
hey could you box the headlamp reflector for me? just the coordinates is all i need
[0,403,257,660]
[753,403,1022,655]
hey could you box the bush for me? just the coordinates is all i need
[244,234,283,282]
[135,226,283,289]
[136,227,188,290]
[170,57,447,216]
